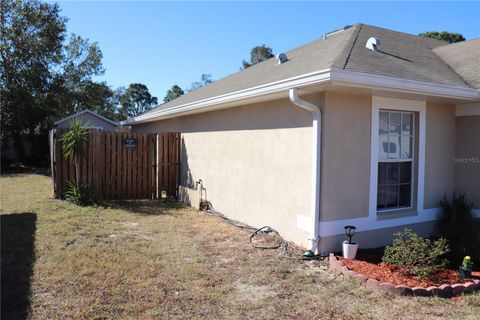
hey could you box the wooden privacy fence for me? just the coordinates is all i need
[50,128,181,200]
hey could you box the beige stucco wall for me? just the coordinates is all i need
[131,91,465,250]
[320,92,371,221]
[133,94,323,247]
[56,113,117,131]
[455,114,480,209]
[424,102,456,208]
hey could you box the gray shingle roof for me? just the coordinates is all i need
[145,23,477,115]
[344,24,470,87]
[433,38,480,89]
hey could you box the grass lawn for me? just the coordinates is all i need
[1,173,479,319]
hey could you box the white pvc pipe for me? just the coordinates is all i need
[289,88,321,253]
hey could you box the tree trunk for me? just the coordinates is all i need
[75,155,81,186]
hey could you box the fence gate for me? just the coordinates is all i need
[50,128,181,200]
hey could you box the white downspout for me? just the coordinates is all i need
[289,88,321,254]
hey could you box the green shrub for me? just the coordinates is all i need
[64,180,89,206]
[382,228,450,279]
[437,193,479,269]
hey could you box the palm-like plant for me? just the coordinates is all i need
[59,118,89,186]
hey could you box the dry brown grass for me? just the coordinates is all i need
[1,173,479,319]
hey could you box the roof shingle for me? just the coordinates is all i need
[433,38,480,89]
[145,23,478,116]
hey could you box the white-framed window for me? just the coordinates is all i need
[377,110,414,211]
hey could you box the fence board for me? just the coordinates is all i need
[51,129,180,200]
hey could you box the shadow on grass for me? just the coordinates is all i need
[1,213,37,320]
[0,166,50,177]
[100,199,185,216]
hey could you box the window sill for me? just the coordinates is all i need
[376,207,418,221]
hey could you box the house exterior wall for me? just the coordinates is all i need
[131,91,464,252]
[454,114,480,209]
[424,102,456,208]
[320,92,372,221]
[133,94,323,247]
[56,113,117,131]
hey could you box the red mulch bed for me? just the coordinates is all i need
[337,248,479,288]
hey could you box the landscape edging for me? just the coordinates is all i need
[328,253,480,297]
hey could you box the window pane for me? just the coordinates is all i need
[377,111,414,212]
[378,163,387,185]
[386,163,399,185]
[386,185,399,208]
[402,113,413,135]
[399,162,412,184]
[377,185,386,209]
[389,112,401,135]
[400,136,412,159]
[388,135,400,159]
[380,112,389,134]
[379,135,389,160]
[399,184,411,207]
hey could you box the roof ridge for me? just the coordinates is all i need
[360,23,448,47]
[434,37,480,50]
[432,39,479,88]
[339,24,363,70]
[284,23,360,56]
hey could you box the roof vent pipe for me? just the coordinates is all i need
[276,53,288,65]
[366,37,380,52]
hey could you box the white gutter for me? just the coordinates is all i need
[330,68,480,101]
[121,69,332,125]
[289,88,321,254]
[122,69,479,126]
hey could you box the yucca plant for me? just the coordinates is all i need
[64,180,89,205]
[59,118,90,201]
[59,118,89,185]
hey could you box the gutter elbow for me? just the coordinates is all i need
[289,88,321,118]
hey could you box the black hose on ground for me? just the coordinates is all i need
[200,201,325,260]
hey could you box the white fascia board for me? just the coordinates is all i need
[330,68,480,101]
[121,69,332,125]
[123,68,480,125]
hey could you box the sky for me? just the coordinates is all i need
[56,1,480,100]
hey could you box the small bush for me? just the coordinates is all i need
[382,228,450,279]
[64,180,90,206]
[437,193,479,269]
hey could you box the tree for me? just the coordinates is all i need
[164,85,184,103]
[1,0,66,150]
[242,45,274,69]
[188,73,213,92]
[55,34,105,115]
[79,81,120,121]
[418,31,465,44]
[0,0,108,164]
[118,83,158,119]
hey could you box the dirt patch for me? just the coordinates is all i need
[339,257,479,288]
[122,222,139,228]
